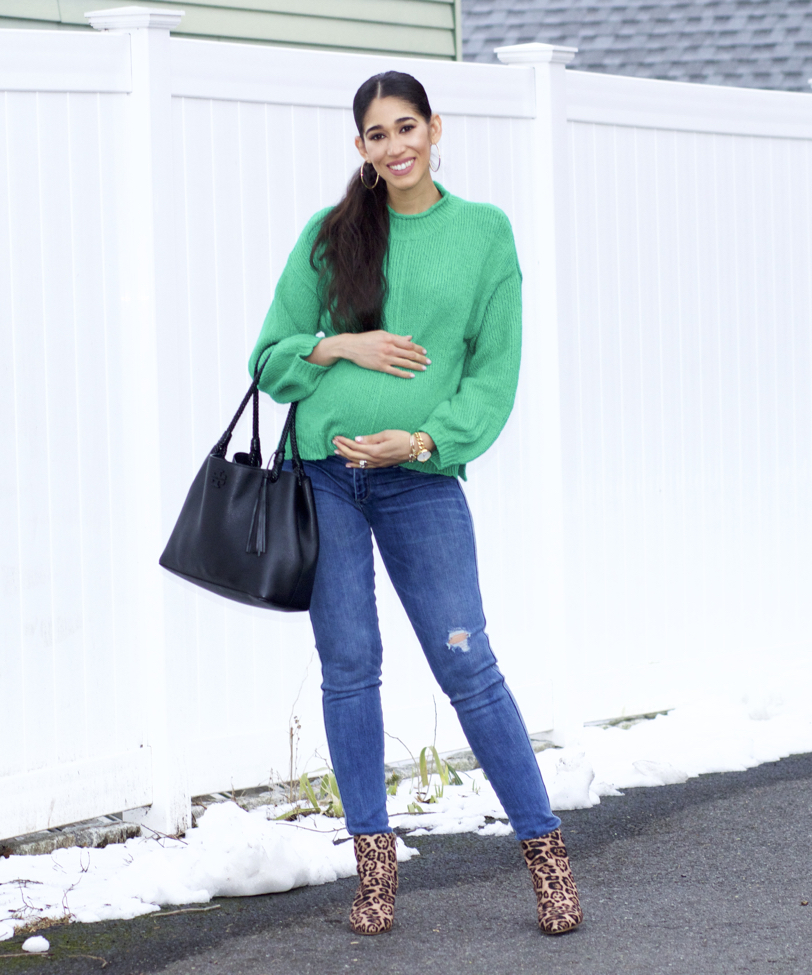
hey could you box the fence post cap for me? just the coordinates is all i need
[85,6,185,31]
[495,42,578,66]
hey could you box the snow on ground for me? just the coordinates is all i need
[2,682,811,941]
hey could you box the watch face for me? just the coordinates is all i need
[417,449,431,462]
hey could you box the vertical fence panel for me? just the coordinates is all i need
[711,132,744,666]
[783,140,812,640]
[0,92,26,779]
[8,92,56,777]
[39,92,87,764]
[96,91,140,753]
[69,94,112,755]
[611,125,647,688]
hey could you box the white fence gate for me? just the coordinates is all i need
[2,11,810,841]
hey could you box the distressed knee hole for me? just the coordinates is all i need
[447,629,471,653]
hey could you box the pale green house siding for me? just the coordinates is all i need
[0,0,462,59]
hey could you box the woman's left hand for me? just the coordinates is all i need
[332,430,412,468]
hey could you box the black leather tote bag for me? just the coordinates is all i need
[159,377,318,612]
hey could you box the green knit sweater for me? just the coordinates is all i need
[248,183,522,480]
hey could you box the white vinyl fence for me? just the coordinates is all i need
[2,13,810,840]
[558,69,812,723]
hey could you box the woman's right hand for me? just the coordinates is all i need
[306,332,430,378]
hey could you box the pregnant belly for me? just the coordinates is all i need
[298,360,451,447]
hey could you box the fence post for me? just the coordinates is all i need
[87,6,190,835]
[494,43,585,744]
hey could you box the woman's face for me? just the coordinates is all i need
[355,96,442,198]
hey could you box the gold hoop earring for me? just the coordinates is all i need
[359,162,380,189]
[430,142,441,173]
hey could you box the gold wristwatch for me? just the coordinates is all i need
[410,432,432,463]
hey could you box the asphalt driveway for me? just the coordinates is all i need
[3,752,810,975]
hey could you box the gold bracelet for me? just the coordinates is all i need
[413,431,431,463]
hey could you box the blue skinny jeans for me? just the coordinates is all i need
[299,457,561,841]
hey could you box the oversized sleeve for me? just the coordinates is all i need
[421,255,522,471]
[248,209,333,404]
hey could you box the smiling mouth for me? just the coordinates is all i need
[388,158,415,174]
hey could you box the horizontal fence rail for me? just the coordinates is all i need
[0,29,132,92]
[169,36,535,116]
[566,69,812,139]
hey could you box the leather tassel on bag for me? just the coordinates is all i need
[246,474,269,556]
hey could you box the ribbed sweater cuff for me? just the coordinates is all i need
[257,334,329,401]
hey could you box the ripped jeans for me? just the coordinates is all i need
[300,456,561,840]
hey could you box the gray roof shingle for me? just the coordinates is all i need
[462,0,812,92]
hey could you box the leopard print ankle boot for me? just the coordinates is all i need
[521,828,583,934]
[349,832,399,935]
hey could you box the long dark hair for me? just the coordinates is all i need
[310,71,433,333]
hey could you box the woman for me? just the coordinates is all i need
[249,71,582,937]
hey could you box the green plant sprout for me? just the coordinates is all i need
[415,745,463,803]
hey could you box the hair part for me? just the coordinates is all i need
[310,71,433,333]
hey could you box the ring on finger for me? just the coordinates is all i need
[359,459,367,469]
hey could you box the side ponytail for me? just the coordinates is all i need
[311,71,433,334]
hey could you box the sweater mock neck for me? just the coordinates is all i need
[387,183,456,240]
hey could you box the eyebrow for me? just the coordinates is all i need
[364,116,418,136]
